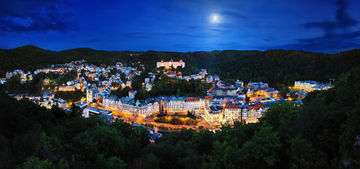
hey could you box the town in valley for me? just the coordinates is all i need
[1,59,334,135]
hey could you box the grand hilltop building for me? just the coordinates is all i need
[156,59,185,69]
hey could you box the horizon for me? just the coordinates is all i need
[2,44,359,54]
[0,0,359,53]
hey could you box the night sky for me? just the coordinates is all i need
[0,0,359,52]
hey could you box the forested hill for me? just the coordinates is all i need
[1,66,360,168]
[1,46,360,87]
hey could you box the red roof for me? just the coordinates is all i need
[248,102,263,110]
[224,104,241,109]
[186,97,200,102]
[205,96,213,100]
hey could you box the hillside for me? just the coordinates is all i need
[1,46,360,88]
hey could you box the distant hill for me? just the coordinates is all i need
[1,46,360,88]
[0,46,132,76]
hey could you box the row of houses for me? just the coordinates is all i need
[202,97,277,125]
[11,94,68,110]
[5,69,33,83]
[86,85,279,124]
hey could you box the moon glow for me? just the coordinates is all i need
[210,13,221,24]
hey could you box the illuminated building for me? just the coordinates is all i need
[212,87,237,97]
[203,105,223,124]
[223,104,242,124]
[55,99,67,109]
[114,97,159,116]
[203,102,242,125]
[168,96,186,113]
[86,88,100,103]
[128,90,137,99]
[86,88,94,103]
[57,85,76,92]
[156,59,185,69]
[247,82,268,89]
[255,88,278,97]
[145,83,152,91]
[243,102,264,123]
[185,97,205,115]
[293,80,334,92]
[43,78,50,85]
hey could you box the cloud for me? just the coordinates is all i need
[304,0,357,34]
[220,11,247,20]
[79,39,101,44]
[119,31,205,39]
[282,31,360,52]
[0,0,76,32]
[263,36,277,42]
[119,32,153,39]
[187,26,199,31]
[276,0,359,52]
[163,32,205,38]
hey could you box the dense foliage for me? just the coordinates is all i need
[5,74,43,95]
[111,74,212,101]
[136,74,212,100]
[56,71,77,85]
[0,93,148,169]
[54,90,85,103]
[1,68,360,169]
[4,71,78,96]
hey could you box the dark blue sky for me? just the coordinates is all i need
[0,0,359,52]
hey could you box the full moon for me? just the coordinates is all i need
[210,13,221,24]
